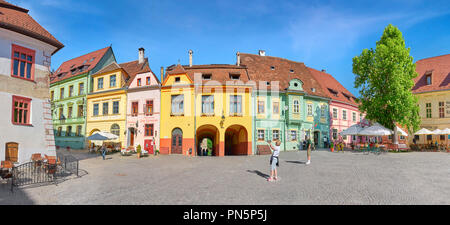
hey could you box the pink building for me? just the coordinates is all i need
[125,48,161,153]
[308,68,368,144]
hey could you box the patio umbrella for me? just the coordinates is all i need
[414,128,433,144]
[87,132,119,141]
[359,123,393,136]
[340,124,364,136]
[396,126,408,136]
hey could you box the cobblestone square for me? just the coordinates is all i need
[1,150,450,205]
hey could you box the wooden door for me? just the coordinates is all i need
[5,142,18,162]
[171,129,183,154]
[130,129,135,147]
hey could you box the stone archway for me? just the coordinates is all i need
[196,125,220,156]
[225,125,249,156]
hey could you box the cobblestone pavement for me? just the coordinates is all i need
[1,150,450,205]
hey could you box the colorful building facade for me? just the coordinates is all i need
[239,52,330,154]
[125,48,161,153]
[160,58,253,156]
[411,54,450,144]
[86,62,129,148]
[50,47,116,149]
[308,67,368,145]
[0,1,63,164]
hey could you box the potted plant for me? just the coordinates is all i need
[136,144,142,158]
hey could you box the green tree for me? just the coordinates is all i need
[353,24,420,144]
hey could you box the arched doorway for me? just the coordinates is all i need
[171,128,183,154]
[225,125,249,156]
[88,129,101,147]
[196,125,220,156]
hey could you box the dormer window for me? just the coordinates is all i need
[311,88,316,92]
[90,57,95,62]
[267,82,270,86]
[202,74,212,80]
[230,74,240,80]
[70,68,77,75]
[271,66,275,70]
[426,75,432,85]
[294,83,298,87]
[328,88,338,97]
[290,69,294,73]
[175,77,181,83]
[342,93,351,100]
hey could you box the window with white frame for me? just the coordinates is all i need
[202,95,214,114]
[321,105,326,118]
[352,112,356,122]
[171,95,184,115]
[272,130,280,140]
[307,104,313,116]
[293,100,299,113]
[290,130,297,141]
[333,108,338,119]
[342,110,347,120]
[257,129,265,141]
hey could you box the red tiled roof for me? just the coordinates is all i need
[120,58,154,86]
[50,47,111,84]
[412,54,450,94]
[308,67,358,106]
[0,0,64,54]
[166,64,250,85]
[239,53,329,98]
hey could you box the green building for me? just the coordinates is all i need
[49,47,116,149]
[239,52,331,154]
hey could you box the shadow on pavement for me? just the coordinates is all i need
[285,160,306,164]
[247,170,270,179]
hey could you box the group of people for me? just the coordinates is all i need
[266,137,313,182]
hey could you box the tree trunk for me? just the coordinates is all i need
[393,123,399,146]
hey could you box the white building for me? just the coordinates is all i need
[0,1,64,164]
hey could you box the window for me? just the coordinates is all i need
[67,126,72,137]
[57,127,62,136]
[12,96,31,126]
[60,88,64,99]
[290,130,297,141]
[258,100,265,114]
[137,78,142,86]
[307,104,313,116]
[230,74,240,80]
[343,110,347,120]
[440,135,445,141]
[439,102,445,118]
[273,130,280,141]
[202,95,214,114]
[79,83,84,95]
[426,103,432,118]
[68,106,73,119]
[113,101,119,114]
[273,102,279,114]
[352,112,356,122]
[175,77,181,83]
[202,74,212,80]
[332,129,338,140]
[11,44,35,81]
[93,103,99,116]
[171,95,184,115]
[69,85,74,97]
[98,78,104,89]
[321,105,326,118]
[145,100,154,115]
[290,69,294,73]
[76,125,82,136]
[230,95,242,115]
[59,107,64,120]
[110,75,116,87]
[293,100,299,113]
[132,102,138,116]
[145,124,154,136]
[146,77,151,85]
[333,108,338,119]
[271,66,275,70]
[257,129,265,141]
[103,102,109,115]
[426,75,432,85]
[51,91,54,101]
[110,124,120,136]
[77,105,84,117]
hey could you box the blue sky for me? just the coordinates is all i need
[10,0,450,96]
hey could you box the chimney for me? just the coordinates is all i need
[189,50,193,67]
[139,47,145,64]
[236,51,241,66]
[321,69,326,73]
[258,50,266,56]
[161,66,164,82]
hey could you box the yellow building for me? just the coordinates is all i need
[86,62,131,147]
[160,62,253,157]
[411,54,450,144]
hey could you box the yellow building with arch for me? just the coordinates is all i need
[159,64,253,156]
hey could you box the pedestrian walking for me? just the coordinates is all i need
[306,137,312,165]
[101,143,107,160]
[267,140,281,182]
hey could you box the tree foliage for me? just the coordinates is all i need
[353,24,420,135]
